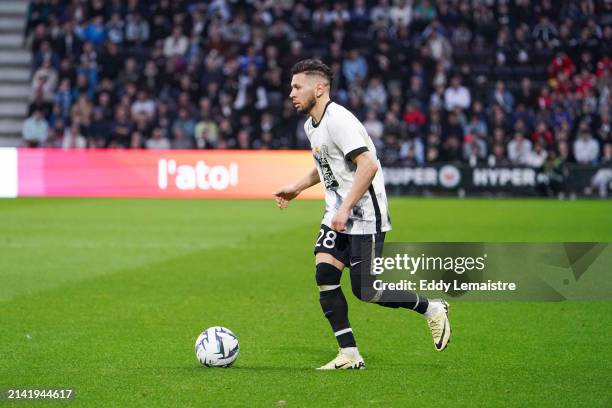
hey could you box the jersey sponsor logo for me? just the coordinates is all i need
[313,145,339,190]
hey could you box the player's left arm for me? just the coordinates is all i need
[330,151,378,231]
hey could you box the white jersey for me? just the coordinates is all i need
[304,101,392,235]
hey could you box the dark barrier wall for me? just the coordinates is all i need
[383,164,612,198]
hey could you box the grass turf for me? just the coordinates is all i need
[1,198,611,407]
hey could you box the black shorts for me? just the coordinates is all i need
[313,224,386,270]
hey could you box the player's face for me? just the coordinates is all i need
[289,73,317,114]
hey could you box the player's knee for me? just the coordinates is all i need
[315,262,342,289]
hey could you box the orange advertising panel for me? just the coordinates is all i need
[17,149,324,199]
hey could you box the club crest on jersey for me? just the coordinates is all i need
[313,145,339,190]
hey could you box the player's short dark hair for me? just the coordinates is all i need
[291,59,333,86]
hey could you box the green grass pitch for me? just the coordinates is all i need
[1,197,611,407]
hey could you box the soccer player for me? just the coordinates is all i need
[274,59,452,370]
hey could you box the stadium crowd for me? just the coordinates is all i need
[22,0,612,168]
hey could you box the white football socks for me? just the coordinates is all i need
[341,347,360,357]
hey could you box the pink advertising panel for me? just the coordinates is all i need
[15,149,324,199]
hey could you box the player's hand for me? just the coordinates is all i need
[274,185,300,209]
[331,208,350,231]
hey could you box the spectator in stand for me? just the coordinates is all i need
[76,56,98,99]
[22,109,48,147]
[45,117,64,148]
[88,108,110,147]
[400,134,425,165]
[440,135,462,162]
[596,111,611,142]
[363,110,384,148]
[541,149,567,197]
[125,13,150,46]
[488,143,511,167]
[507,132,533,165]
[131,90,156,121]
[533,16,559,49]
[363,77,388,113]
[390,0,412,28]
[146,127,171,150]
[110,105,132,148]
[596,56,611,78]
[425,23,452,68]
[379,132,402,166]
[525,140,548,168]
[549,52,575,79]
[32,40,59,72]
[491,81,514,113]
[172,108,196,140]
[342,49,368,84]
[171,127,194,150]
[237,130,252,149]
[531,120,555,148]
[54,21,82,61]
[516,77,537,107]
[370,0,391,23]
[463,134,487,163]
[99,44,121,82]
[54,78,73,120]
[163,26,188,59]
[118,58,140,86]
[550,103,573,131]
[591,143,612,197]
[443,111,464,141]
[574,68,597,98]
[403,100,427,129]
[195,117,219,149]
[62,123,87,149]
[573,130,600,164]
[429,83,445,110]
[414,0,436,23]
[83,15,106,47]
[31,60,57,103]
[106,13,124,45]
[70,95,93,127]
[537,86,553,110]
[253,131,276,150]
[444,76,471,111]
[350,0,370,29]
[130,131,145,149]
[464,113,488,140]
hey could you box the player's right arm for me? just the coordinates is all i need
[274,167,320,209]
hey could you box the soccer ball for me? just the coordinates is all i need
[195,326,239,367]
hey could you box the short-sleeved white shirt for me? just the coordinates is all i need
[304,101,392,235]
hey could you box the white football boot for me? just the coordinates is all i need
[317,347,365,370]
[425,299,451,352]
